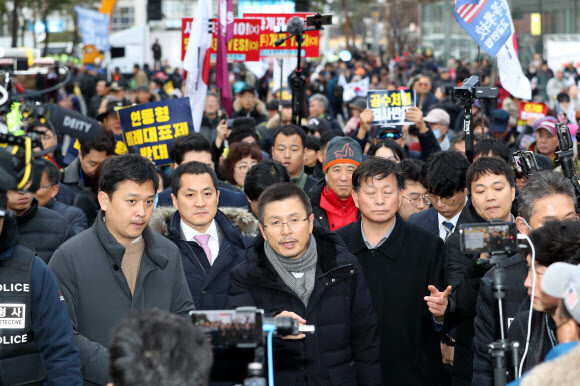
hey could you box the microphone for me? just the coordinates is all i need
[274,16,305,46]
[286,16,305,36]
[45,104,102,142]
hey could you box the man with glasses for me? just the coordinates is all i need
[336,157,446,385]
[397,159,429,221]
[35,161,87,234]
[408,151,470,240]
[226,182,381,385]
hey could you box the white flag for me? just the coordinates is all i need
[497,1,532,100]
[342,77,370,102]
[183,0,213,132]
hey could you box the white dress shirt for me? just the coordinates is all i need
[437,210,462,241]
[181,219,220,265]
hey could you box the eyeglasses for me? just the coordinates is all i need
[378,131,402,140]
[236,163,257,173]
[402,195,430,207]
[423,192,461,206]
[262,217,309,231]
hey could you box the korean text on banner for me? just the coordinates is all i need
[119,98,193,166]
[367,90,417,126]
[75,7,110,52]
[243,13,320,58]
[519,102,547,121]
[454,0,511,57]
[181,18,261,62]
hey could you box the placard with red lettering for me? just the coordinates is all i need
[519,102,548,121]
[181,18,261,62]
[242,13,320,58]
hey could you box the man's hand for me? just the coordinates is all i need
[215,119,228,149]
[405,106,428,134]
[275,311,306,340]
[424,285,452,322]
[357,108,374,139]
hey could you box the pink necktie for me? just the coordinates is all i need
[193,234,212,265]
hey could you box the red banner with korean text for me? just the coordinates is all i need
[181,18,261,62]
[242,13,320,58]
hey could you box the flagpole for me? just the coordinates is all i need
[478,45,485,138]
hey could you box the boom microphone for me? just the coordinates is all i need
[286,16,305,36]
[45,104,102,142]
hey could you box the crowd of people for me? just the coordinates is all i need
[2,46,580,386]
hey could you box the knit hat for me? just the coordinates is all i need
[324,137,362,172]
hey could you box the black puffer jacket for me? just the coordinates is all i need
[307,179,330,229]
[225,225,382,386]
[444,202,494,386]
[16,199,75,263]
[45,198,88,234]
[472,254,529,386]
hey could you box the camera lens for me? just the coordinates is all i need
[457,90,471,102]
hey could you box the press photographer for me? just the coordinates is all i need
[472,171,579,385]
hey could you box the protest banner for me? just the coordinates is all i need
[181,18,261,62]
[119,98,193,166]
[454,0,512,57]
[75,7,110,52]
[519,102,547,121]
[367,89,416,126]
[242,13,320,58]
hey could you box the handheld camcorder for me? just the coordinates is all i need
[512,150,539,179]
[451,75,499,107]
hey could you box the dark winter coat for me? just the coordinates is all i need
[48,211,194,385]
[232,98,267,124]
[444,201,514,386]
[507,310,557,377]
[472,254,529,386]
[308,179,330,229]
[150,206,255,310]
[45,198,88,234]
[225,225,382,386]
[337,216,446,386]
[16,198,75,263]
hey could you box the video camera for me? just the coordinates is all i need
[458,222,519,255]
[555,123,580,208]
[191,307,315,385]
[0,62,102,215]
[451,75,499,107]
[512,150,539,180]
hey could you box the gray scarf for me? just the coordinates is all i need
[264,235,317,306]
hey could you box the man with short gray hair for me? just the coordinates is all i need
[472,171,578,385]
[308,93,342,131]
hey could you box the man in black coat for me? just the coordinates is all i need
[226,182,381,386]
[472,171,579,385]
[441,158,516,386]
[150,162,252,310]
[336,157,446,385]
[6,185,74,263]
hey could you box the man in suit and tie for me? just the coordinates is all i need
[408,151,470,240]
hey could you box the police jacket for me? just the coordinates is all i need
[0,216,82,385]
[225,225,382,386]
[16,198,75,263]
[48,211,195,385]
